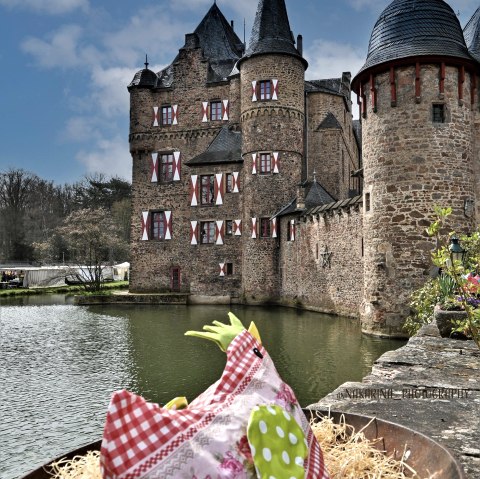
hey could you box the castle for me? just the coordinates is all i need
[128,0,480,338]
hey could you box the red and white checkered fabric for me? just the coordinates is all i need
[100,330,329,478]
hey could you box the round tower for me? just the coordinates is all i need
[352,0,478,336]
[237,0,307,302]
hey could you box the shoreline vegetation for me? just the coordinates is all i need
[0,281,129,298]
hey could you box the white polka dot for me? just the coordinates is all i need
[289,432,298,444]
[295,456,304,466]
[269,476,277,479]
[259,420,268,434]
[282,451,290,464]
[283,410,291,421]
[253,405,260,412]
[263,447,272,462]
[267,405,277,415]
[276,426,285,438]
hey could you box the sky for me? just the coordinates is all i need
[1,0,479,185]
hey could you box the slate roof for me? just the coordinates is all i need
[303,195,362,218]
[129,3,244,89]
[464,7,480,63]
[352,120,362,150]
[317,112,342,130]
[239,0,306,67]
[356,0,473,77]
[186,127,242,165]
[305,181,335,208]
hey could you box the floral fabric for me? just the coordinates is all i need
[100,330,329,479]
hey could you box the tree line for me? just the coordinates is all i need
[0,168,131,264]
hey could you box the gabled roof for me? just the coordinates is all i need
[305,181,335,208]
[193,3,245,81]
[317,112,342,130]
[355,0,473,79]
[464,7,480,63]
[129,3,244,89]
[186,127,242,165]
[239,0,306,67]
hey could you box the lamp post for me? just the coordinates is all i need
[448,236,466,265]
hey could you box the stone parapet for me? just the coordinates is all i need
[310,322,480,477]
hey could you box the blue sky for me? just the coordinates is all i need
[0,0,479,184]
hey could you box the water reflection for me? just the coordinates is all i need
[0,300,405,479]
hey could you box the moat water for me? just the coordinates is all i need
[0,295,405,478]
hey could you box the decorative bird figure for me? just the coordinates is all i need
[100,313,329,478]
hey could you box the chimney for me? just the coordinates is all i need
[297,34,303,56]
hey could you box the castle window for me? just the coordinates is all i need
[260,218,271,238]
[151,211,167,240]
[226,173,233,192]
[259,153,271,175]
[200,221,215,244]
[259,80,271,100]
[432,104,445,123]
[160,153,174,182]
[226,263,233,275]
[201,175,215,205]
[162,106,173,125]
[225,220,233,235]
[210,101,222,121]
[365,192,371,213]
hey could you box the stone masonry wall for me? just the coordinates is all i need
[361,64,476,336]
[279,203,363,317]
[130,45,243,295]
[307,92,360,199]
[240,54,306,301]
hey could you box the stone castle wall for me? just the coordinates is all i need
[279,202,363,317]
[240,54,306,301]
[361,64,476,336]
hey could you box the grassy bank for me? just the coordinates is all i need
[0,281,129,297]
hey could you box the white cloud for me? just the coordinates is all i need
[21,25,87,69]
[76,136,131,180]
[304,39,365,81]
[0,0,89,14]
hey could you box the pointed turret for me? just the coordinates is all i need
[238,0,306,67]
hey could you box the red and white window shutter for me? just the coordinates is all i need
[290,219,296,241]
[190,221,199,245]
[272,152,279,174]
[251,81,257,102]
[234,219,242,236]
[251,217,257,239]
[164,211,172,240]
[202,102,209,122]
[190,175,199,206]
[232,172,240,193]
[222,100,229,121]
[172,104,178,125]
[219,263,226,277]
[252,153,257,175]
[173,151,181,181]
[141,211,149,240]
[153,106,159,126]
[215,173,224,205]
[272,79,279,100]
[151,152,158,182]
[215,220,224,245]
[271,217,277,238]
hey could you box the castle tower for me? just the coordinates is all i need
[237,0,308,302]
[352,0,478,336]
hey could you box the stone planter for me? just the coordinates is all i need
[434,304,468,338]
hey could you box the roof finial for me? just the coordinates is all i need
[313,169,317,183]
[144,54,149,69]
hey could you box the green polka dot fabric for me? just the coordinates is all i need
[247,404,308,479]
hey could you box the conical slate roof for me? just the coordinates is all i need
[464,7,480,63]
[356,0,472,77]
[128,67,157,89]
[239,0,306,67]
